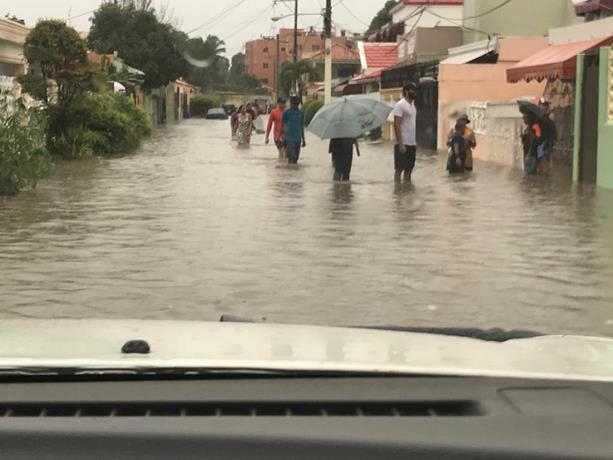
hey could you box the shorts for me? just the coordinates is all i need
[286,140,302,164]
[394,145,416,172]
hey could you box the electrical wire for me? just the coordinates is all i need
[337,0,371,27]
[187,0,251,35]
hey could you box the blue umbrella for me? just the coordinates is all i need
[308,95,393,139]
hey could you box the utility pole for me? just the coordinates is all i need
[276,33,281,98]
[293,0,299,64]
[324,0,332,103]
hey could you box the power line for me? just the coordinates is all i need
[337,0,370,27]
[187,0,251,35]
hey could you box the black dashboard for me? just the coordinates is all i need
[0,375,612,459]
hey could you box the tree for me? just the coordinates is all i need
[21,20,94,106]
[280,60,318,98]
[184,35,229,92]
[226,52,260,91]
[88,1,189,91]
[367,0,400,35]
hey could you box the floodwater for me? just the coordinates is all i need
[2,119,613,337]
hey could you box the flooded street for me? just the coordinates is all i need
[2,119,613,336]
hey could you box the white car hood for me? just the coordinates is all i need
[0,320,613,382]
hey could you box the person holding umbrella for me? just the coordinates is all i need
[308,95,393,182]
[329,138,360,182]
[519,101,557,175]
[393,85,417,183]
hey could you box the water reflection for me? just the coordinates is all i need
[0,119,612,337]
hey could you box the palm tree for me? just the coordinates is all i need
[280,59,318,99]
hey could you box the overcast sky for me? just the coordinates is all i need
[10,0,384,57]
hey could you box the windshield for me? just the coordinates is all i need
[1,0,613,367]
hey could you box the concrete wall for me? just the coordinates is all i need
[597,47,613,189]
[463,0,580,44]
[392,4,463,28]
[438,63,546,149]
[549,16,613,44]
[543,79,576,166]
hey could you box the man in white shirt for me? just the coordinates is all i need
[393,84,417,182]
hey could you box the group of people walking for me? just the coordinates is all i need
[229,82,555,182]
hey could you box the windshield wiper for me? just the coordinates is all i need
[219,315,543,343]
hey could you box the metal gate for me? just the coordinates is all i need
[416,79,439,150]
[579,54,600,184]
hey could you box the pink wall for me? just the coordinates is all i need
[439,63,546,104]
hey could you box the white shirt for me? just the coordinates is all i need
[393,98,417,146]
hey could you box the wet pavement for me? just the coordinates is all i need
[2,118,613,336]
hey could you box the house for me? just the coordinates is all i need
[343,42,398,95]
[0,16,29,103]
[302,41,361,81]
[245,28,359,93]
[508,13,613,173]
[462,0,580,44]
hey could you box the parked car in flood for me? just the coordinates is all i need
[206,108,228,120]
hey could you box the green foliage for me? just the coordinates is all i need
[184,35,229,92]
[22,20,93,106]
[367,0,400,35]
[368,127,383,141]
[226,52,261,92]
[304,100,324,126]
[280,60,318,98]
[88,2,189,91]
[47,92,151,159]
[0,98,53,196]
[191,95,221,117]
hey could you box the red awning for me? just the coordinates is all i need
[507,37,613,83]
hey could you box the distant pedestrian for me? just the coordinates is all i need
[230,106,241,140]
[393,85,417,182]
[236,105,253,148]
[283,96,306,165]
[266,97,287,159]
[329,138,360,182]
[522,113,541,174]
[447,114,476,171]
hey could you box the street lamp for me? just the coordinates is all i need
[271,13,322,22]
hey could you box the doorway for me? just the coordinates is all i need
[579,54,600,184]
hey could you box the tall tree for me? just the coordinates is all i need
[88,1,189,91]
[367,0,400,35]
[184,35,229,91]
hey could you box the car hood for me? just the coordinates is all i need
[0,320,612,381]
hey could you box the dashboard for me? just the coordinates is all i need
[0,375,611,459]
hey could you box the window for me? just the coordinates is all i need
[281,47,286,52]
[263,63,269,69]
[263,47,269,53]
[261,79,269,84]
[312,45,320,51]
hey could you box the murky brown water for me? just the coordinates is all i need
[2,119,613,336]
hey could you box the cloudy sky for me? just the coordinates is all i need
[10,0,384,57]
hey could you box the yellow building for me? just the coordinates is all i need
[0,16,28,98]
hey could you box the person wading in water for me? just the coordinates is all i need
[393,85,417,182]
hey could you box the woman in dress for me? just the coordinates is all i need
[236,105,253,148]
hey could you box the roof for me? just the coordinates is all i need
[306,43,360,62]
[361,43,398,69]
[440,38,498,65]
[507,36,613,83]
[350,70,382,84]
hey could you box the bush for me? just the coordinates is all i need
[191,94,220,117]
[47,92,151,159]
[0,98,53,195]
[368,127,382,141]
[304,100,324,126]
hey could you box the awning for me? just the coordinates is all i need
[440,38,498,65]
[507,36,613,83]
